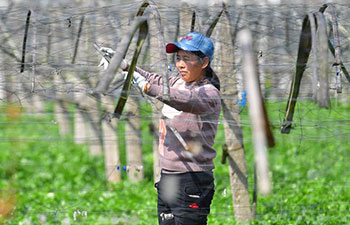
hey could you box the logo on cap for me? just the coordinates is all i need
[180,35,193,42]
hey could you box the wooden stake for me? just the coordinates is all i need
[72,16,84,64]
[20,10,31,73]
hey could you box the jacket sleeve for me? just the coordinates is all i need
[135,66,163,85]
[147,81,221,115]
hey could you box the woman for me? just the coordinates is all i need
[127,32,221,225]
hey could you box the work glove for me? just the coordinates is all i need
[98,47,115,70]
[132,71,148,92]
[100,47,115,58]
[119,71,147,92]
[98,46,129,71]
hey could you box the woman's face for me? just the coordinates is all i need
[175,50,209,82]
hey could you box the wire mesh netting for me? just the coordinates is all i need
[1,0,350,224]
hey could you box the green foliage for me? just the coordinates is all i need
[0,101,349,224]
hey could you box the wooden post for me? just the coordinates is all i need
[101,96,121,183]
[309,13,318,103]
[84,17,103,156]
[217,7,253,222]
[85,99,103,156]
[72,14,87,144]
[53,73,71,136]
[328,5,342,94]
[238,29,272,195]
[30,10,45,113]
[94,8,122,183]
[314,12,329,108]
[125,94,144,182]
[74,104,87,144]
[50,16,72,136]
[147,12,165,184]
[52,15,71,136]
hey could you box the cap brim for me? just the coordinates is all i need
[165,43,179,53]
[166,42,200,53]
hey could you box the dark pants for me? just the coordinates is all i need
[155,171,215,225]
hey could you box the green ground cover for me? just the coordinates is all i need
[0,101,349,224]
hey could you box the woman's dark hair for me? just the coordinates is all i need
[192,51,220,91]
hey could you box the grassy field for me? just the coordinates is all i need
[0,101,350,224]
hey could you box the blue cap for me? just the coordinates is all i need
[166,32,214,61]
